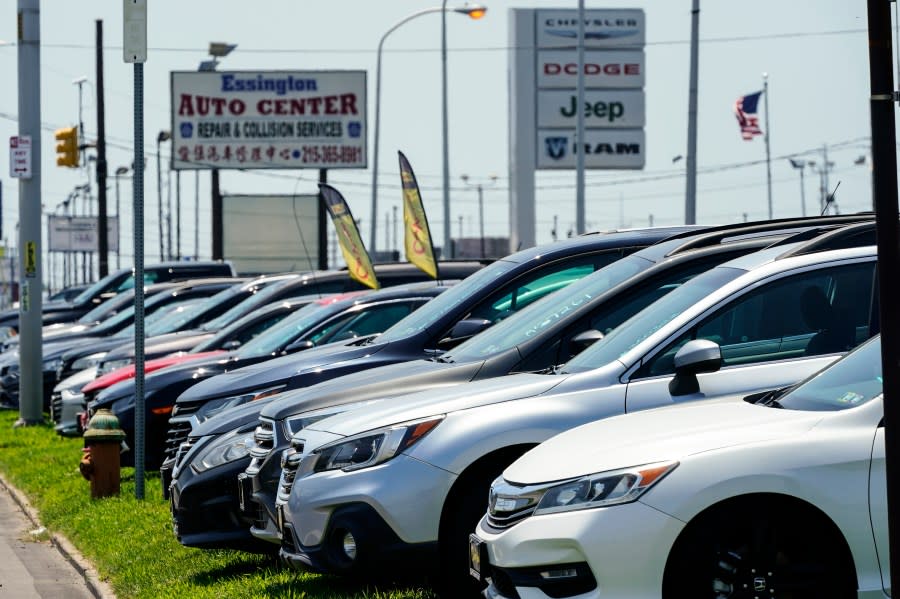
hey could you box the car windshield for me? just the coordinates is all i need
[447,255,650,362]
[77,292,131,324]
[234,300,343,358]
[70,271,125,305]
[144,301,206,336]
[113,298,203,338]
[200,279,292,332]
[376,261,514,344]
[561,266,744,373]
[777,336,882,411]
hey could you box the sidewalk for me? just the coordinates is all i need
[0,476,113,599]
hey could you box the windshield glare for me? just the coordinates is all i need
[779,336,882,411]
[447,256,649,362]
[114,298,202,338]
[376,261,515,344]
[234,300,339,358]
[201,280,289,331]
[562,267,744,373]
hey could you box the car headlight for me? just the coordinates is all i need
[191,428,257,473]
[311,416,444,473]
[72,352,109,372]
[194,384,286,423]
[531,461,678,515]
[42,357,63,373]
[96,357,131,377]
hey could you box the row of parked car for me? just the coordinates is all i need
[14,212,888,598]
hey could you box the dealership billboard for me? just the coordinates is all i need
[170,70,367,170]
[48,216,119,252]
[508,8,646,250]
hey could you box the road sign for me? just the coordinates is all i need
[9,135,32,179]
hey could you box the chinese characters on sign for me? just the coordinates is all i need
[170,71,367,170]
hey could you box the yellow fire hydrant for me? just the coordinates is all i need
[80,408,126,499]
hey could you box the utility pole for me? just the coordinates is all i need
[684,0,700,225]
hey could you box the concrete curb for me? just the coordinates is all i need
[0,474,117,599]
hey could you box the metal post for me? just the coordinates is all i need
[477,184,485,259]
[133,61,146,499]
[370,30,386,253]
[175,170,181,259]
[114,173,121,269]
[211,169,222,260]
[156,137,164,261]
[441,0,451,256]
[96,19,109,278]
[799,166,806,217]
[166,169,172,259]
[317,169,328,270]
[763,74,773,219]
[866,0,900,587]
[575,0,586,234]
[194,171,199,259]
[16,0,43,425]
[684,0,700,225]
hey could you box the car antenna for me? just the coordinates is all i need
[820,181,841,216]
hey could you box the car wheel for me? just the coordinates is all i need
[663,498,856,598]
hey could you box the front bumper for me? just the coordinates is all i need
[169,453,271,553]
[280,453,455,575]
[53,388,86,437]
[473,500,684,599]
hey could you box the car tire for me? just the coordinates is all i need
[662,495,857,598]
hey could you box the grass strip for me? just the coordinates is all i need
[0,410,437,599]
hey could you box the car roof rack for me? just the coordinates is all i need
[658,213,874,257]
[774,220,877,259]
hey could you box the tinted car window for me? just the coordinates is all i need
[636,261,876,378]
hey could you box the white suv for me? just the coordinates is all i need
[277,242,879,592]
[474,335,887,599]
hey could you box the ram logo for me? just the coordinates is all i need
[545,137,568,160]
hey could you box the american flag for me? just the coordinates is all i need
[734,91,764,140]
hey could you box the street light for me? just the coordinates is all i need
[114,165,130,269]
[460,174,497,258]
[788,158,808,217]
[156,130,171,261]
[369,4,486,254]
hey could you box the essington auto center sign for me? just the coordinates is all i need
[170,70,367,170]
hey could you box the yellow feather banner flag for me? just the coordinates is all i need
[319,183,379,289]
[398,151,439,279]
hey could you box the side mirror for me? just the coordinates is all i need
[570,329,604,354]
[283,339,315,354]
[438,318,492,349]
[668,339,722,396]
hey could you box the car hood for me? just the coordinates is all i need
[191,395,281,436]
[502,397,825,485]
[306,372,564,438]
[82,350,227,394]
[177,339,385,403]
[94,353,237,403]
[261,358,482,420]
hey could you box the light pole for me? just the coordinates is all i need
[156,130,170,261]
[199,42,237,261]
[369,4,486,255]
[788,158,807,217]
[460,173,497,259]
[114,165,129,269]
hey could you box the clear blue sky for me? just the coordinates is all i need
[0,0,881,274]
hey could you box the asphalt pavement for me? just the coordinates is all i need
[0,475,112,599]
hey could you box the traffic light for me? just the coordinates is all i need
[54,126,79,167]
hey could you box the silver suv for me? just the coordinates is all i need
[275,240,879,592]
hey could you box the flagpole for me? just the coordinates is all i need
[763,72,773,219]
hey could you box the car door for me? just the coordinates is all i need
[870,422,890,595]
[623,259,877,413]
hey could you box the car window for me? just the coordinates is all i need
[116,271,159,292]
[778,336,882,411]
[309,302,420,345]
[635,261,876,378]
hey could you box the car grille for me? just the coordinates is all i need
[245,419,275,476]
[485,480,547,531]
[50,391,63,424]
[276,437,305,503]
[486,505,538,530]
[172,439,195,474]
[163,402,202,461]
[253,502,268,531]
